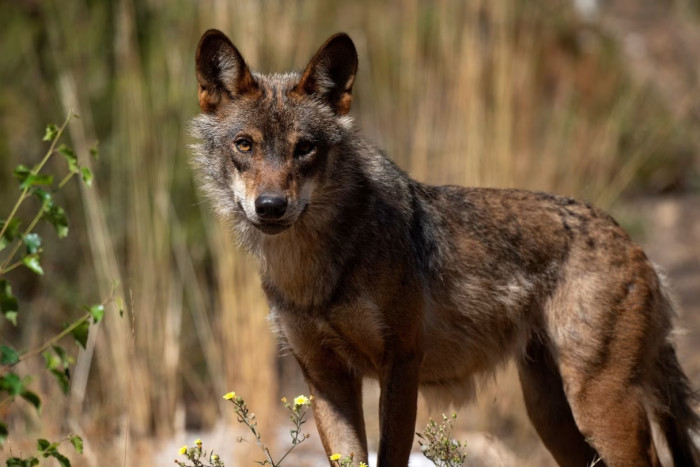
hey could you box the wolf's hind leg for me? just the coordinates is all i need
[517,337,600,466]
[561,366,660,466]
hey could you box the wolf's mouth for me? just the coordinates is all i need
[253,221,292,235]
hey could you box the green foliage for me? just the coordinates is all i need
[21,255,43,276]
[44,205,69,238]
[416,412,468,467]
[0,280,18,325]
[43,124,59,142]
[329,453,357,466]
[81,167,93,187]
[178,394,466,466]
[0,345,19,365]
[43,345,74,395]
[57,145,79,174]
[84,304,105,323]
[0,220,21,252]
[176,393,316,467]
[0,114,114,466]
[4,435,84,467]
[175,439,224,467]
[70,320,90,349]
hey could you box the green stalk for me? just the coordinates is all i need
[18,312,90,362]
[0,112,72,241]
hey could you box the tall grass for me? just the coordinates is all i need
[0,0,695,465]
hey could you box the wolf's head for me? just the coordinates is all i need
[191,30,358,238]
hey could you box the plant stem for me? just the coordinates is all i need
[0,112,72,241]
[276,412,306,465]
[57,171,75,190]
[18,312,91,363]
[1,259,25,274]
[236,410,276,466]
[0,198,50,273]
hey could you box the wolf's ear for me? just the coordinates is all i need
[195,29,258,113]
[295,33,358,116]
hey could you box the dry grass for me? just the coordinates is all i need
[0,0,695,465]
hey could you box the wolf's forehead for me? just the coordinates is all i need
[237,71,323,136]
[256,72,300,103]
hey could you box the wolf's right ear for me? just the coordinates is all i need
[195,29,258,113]
[295,33,358,116]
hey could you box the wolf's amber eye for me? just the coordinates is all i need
[294,140,316,158]
[235,138,253,153]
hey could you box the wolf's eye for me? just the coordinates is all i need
[235,138,253,153]
[294,140,316,158]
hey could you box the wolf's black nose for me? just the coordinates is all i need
[255,194,288,220]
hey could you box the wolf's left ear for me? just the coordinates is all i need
[295,33,358,116]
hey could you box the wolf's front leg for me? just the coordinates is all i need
[377,352,421,467]
[299,358,369,465]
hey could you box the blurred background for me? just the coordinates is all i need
[1,0,699,465]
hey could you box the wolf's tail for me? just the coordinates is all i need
[652,341,700,466]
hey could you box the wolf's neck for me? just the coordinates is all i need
[251,185,368,310]
[255,226,340,309]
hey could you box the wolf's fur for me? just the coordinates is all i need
[191,30,699,467]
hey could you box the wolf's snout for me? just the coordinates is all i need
[255,194,288,220]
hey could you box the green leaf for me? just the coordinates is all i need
[19,174,53,191]
[50,368,70,394]
[36,438,52,452]
[0,420,7,445]
[43,124,59,142]
[0,218,21,251]
[22,233,42,255]
[86,304,104,323]
[6,457,39,467]
[52,345,68,364]
[49,451,71,467]
[57,144,79,174]
[43,350,61,370]
[81,167,93,187]
[0,372,24,396]
[4,312,17,326]
[0,280,19,326]
[0,345,19,366]
[56,346,73,367]
[13,165,31,185]
[22,254,44,275]
[44,205,68,238]
[70,321,89,349]
[89,142,99,160]
[32,188,54,210]
[20,389,41,411]
[69,435,83,454]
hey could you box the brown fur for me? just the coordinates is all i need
[191,29,699,466]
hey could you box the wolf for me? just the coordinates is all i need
[190,29,699,466]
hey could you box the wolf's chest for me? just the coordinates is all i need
[270,298,387,376]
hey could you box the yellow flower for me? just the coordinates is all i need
[178,445,188,455]
[294,395,310,406]
[329,453,342,461]
[223,391,236,400]
[194,438,202,447]
[359,463,367,467]
[211,454,219,461]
